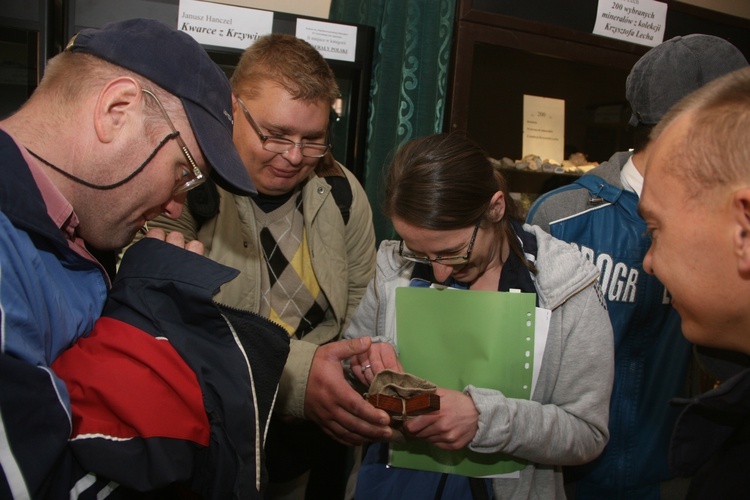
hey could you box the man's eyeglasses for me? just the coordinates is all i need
[399,221,481,266]
[235,96,331,158]
[142,89,205,194]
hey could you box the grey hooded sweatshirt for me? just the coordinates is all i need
[345,224,614,499]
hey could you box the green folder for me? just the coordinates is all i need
[390,286,536,477]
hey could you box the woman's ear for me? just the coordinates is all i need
[489,191,506,222]
[733,188,750,277]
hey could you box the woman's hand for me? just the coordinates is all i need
[350,341,403,386]
[402,388,479,450]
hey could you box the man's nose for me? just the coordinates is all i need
[281,145,304,165]
[161,195,186,220]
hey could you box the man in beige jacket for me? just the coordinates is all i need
[137,34,391,498]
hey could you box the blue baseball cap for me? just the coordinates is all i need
[66,18,255,196]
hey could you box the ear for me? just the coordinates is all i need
[93,77,142,144]
[489,191,506,222]
[732,188,750,277]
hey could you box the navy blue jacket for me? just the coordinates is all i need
[528,154,692,498]
[1,129,107,499]
[669,367,750,498]
[0,129,289,499]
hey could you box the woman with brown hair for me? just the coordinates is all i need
[345,133,614,499]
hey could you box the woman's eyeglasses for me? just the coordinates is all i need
[399,221,480,265]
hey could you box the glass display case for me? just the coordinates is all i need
[0,0,60,118]
[0,27,39,119]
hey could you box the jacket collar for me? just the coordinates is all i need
[0,129,69,248]
[115,237,240,297]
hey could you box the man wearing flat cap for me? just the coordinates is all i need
[0,18,286,499]
[527,34,748,499]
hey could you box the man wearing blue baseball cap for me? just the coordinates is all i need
[0,18,269,499]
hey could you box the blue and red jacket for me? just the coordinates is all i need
[54,238,290,498]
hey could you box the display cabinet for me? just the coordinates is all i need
[447,0,750,200]
[0,0,64,118]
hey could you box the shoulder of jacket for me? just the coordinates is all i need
[376,240,414,278]
[528,157,629,224]
[525,225,599,308]
[315,156,355,225]
[527,180,594,226]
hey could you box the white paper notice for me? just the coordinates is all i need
[296,19,357,62]
[178,0,273,50]
[522,95,565,163]
[593,0,668,47]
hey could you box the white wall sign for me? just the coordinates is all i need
[296,18,358,62]
[178,0,273,50]
[593,0,668,47]
[522,95,565,163]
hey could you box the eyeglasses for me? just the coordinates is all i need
[235,96,331,158]
[142,89,205,194]
[399,221,481,266]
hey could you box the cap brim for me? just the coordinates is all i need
[182,99,256,196]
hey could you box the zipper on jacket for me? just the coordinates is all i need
[215,300,288,332]
[215,301,287,492]
[547,273,600,311]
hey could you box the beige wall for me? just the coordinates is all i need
[210,0,332,19]
[679,0,750,20]
[209,0,750,22]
